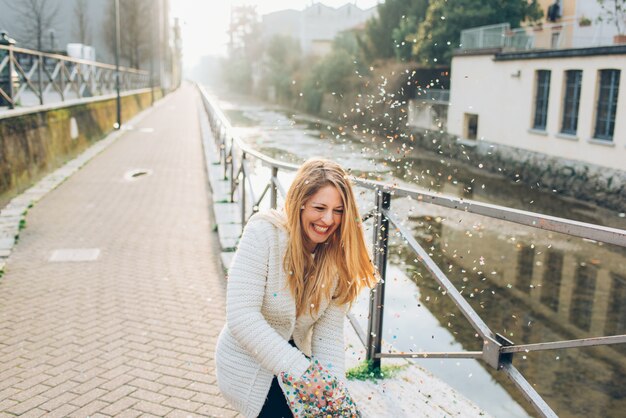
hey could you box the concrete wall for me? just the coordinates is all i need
[0,89,162,207]
[448,50,625,171]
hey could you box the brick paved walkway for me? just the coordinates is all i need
[0,85,238,417]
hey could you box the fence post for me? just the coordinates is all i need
[240,153,247,228]
[37,54,44,105]
[270,166,278,209]
[7,47,15,109]
[366,189,390,370]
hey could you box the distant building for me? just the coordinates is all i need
[444,0,625,171]
[261,2,377,56]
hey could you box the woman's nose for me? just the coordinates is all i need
[321,210,333,224]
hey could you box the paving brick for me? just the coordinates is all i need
[69,387,107,407]
[45,404,79,418]
[39,391,79,412]
[130,388,168,404]
[162,396,202,413]
[195,404,239,417]
[100,384,137,403]
[10,384,51,402]
[5,395,47,415]
[100,373,135,391]
[128,378,165,393]
[68,400,109,418]
[100,396,140,416]
[155,375,192,389]
[133,400,172,416]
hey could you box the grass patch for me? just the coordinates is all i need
[346,360,407,381]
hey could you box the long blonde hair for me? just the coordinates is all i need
[283,158,378,317]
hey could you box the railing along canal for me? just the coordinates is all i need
[0,44,150,109]
[197,85,626,418]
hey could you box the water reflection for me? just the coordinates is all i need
[218,97,626,417]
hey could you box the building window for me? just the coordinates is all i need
[570,263,597,331]
[463,113,478,140]
[516,245,535,293]
[594,69,620,141]
[540,250,563,312]
[561,70,583,135]
[605,273,626,336]
[533,70,551,130]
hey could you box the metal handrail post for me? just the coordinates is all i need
[7,47,15,109]
[366,190,391,370]
[37,54,44,105]
[60,61,65,99]
[270,166,278,209]
[240,153,247,228]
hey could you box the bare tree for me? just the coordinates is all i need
[103,0,155,69]
[74,0,91,45]
[5,0,60,51]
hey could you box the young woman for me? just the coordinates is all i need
[215,158,377,417]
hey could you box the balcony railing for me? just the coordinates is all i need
[197,84,626,418]
[459,19,609,51]
[0,44,150,109]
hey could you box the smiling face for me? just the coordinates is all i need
[300,184,344,252]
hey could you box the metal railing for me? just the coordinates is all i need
[459,20,586,51]
[197,84,626,418]
[0,44,150,109]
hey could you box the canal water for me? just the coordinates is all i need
[217,96,626,418]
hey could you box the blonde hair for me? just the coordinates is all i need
[283,158,378,317]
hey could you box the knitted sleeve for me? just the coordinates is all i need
[225,221,310,379]
[310,299,348,378]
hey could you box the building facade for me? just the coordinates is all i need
[446,0,625,172]
[261,2,377,56]
[448,46,624,171]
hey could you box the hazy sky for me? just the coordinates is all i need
[170,0,381,67]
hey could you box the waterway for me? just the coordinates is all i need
[217,96,626,418]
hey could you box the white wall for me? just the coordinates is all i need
[448,52,625,170]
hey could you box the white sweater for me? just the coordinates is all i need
[215,212,347,417]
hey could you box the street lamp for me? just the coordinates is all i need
[114,0,121,129]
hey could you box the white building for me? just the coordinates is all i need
[261,2,377,56]
[446,0,625,171]
[448,47,624,171]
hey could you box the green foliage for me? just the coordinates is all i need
[413,0,543,66]
[263,35,301,102]
[392,16,418,61]
[301,67,324,114]
[363,0,429,60]
[222,56,253,93]
[223,5,263,92]
[346,360,406,381]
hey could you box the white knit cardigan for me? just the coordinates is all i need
[215,212,347,417]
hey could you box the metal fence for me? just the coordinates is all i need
[0,44,150,109]
[197,85,626,418]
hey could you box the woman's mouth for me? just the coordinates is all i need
[311,223,330,235]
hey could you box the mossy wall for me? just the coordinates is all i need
[0,89,163,207]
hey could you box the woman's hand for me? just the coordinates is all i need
[280,358,338,413]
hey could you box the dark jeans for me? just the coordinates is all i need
[257,376,293,417]
[258,340,297,418]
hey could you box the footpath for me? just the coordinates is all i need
[0,84,238,417]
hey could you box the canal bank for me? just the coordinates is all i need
[209,91,626,418]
